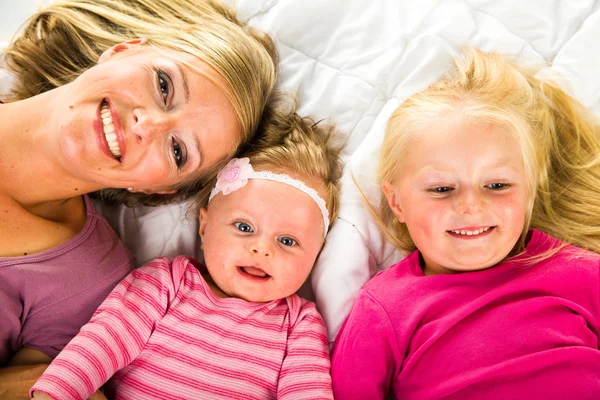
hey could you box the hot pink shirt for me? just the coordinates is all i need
[0,195,134,364]
[331,230,600,399]
[32,256,332,400]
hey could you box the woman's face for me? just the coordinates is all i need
[51,40,241,193]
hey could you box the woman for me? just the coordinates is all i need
[0,0,278,394]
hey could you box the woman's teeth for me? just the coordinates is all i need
[101,102,121,159]
[450,227,492,236]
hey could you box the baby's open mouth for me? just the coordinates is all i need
[239,266,270,279]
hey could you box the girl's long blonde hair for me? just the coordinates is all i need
[3,0,278,206]
[376,47,600,255]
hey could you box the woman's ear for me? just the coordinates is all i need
[98,38,148,64]
[382,182,406,223]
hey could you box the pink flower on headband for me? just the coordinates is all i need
[215,157,254,195]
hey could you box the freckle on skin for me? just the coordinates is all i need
[23,253,27,256]
[69,105,74,110]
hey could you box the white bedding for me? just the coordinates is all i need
[3,0,600,344]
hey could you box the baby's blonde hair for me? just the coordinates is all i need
[376,47,600,255]
[196,93,344,230]
[4,0,278,206]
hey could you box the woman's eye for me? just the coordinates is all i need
[171,137,186,169]
[278,237,296,247]
[234,222,253,233]
[487,183,510,190]
[157,69,170,105]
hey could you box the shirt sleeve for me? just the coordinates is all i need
[30,257,182,400]
[277,303,333,400]
[331,289,401,400]
[597,257,600,349]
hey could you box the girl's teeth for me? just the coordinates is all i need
[451,227,491,236]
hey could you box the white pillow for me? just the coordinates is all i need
[4,0,600,347]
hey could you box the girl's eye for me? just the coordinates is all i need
[171,137,187,170]
[278,237,296,247]
[234,222,253,233]
[429,186,454,193]
[487,183,510,190]
[157,69,171,105]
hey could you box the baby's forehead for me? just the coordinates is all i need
[252,165,327,199]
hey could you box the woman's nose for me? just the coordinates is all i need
[131,108,172,142]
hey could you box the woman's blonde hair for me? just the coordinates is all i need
[375,47,600,255]
[196,93,344,230]
[3,0,278,205]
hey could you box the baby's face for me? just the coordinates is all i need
[383,115,530,275]
[199,177,326,302]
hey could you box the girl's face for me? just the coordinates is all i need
[383,114,530,275]
[198,175,326,302]
[50,40,240,193]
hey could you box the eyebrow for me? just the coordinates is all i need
[175,61,190,104]
[196,137,204,168]
[415,161,522,178]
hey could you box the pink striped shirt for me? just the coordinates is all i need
[31,256,332,400]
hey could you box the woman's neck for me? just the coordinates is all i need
[0,88,96,209]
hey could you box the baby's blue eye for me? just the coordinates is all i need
[279,237,296,247]
[234,222,253,233]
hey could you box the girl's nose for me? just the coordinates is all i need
[455,188,485,215]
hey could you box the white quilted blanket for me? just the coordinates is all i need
[3,0,600,344]
[241,0,600,343]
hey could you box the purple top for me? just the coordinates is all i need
[331,230,600,399]
[0,195,134,365]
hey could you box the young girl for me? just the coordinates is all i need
[30,105,343,400]
[331,48,600,399]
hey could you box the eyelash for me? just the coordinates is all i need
[171,137,187,170]
[156,69,171,106]
[486,183,511,190]
[233,223,298,247]
[429,186,453,193]
[278,237,297,247]
[427,183,511,194]
[155,69,186,170]
[234,222,253,233]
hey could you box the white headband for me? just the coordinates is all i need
[208,158,329,237]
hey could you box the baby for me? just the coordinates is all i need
[331,48,600,399]
[31,106,343,400]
